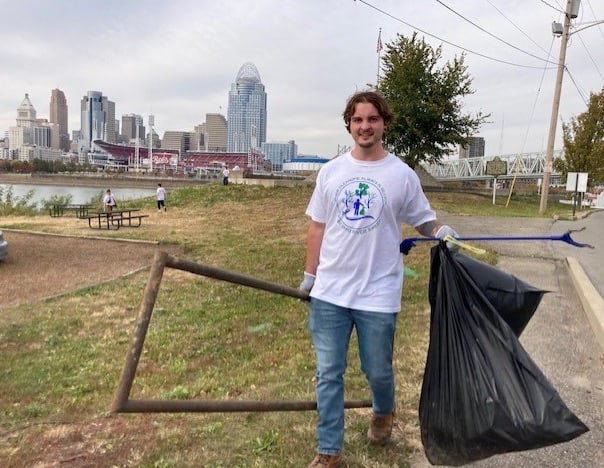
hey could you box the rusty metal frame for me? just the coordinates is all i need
[111,251,372,413]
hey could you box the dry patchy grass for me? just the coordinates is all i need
[0,183,488,467]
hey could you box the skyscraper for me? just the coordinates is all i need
[121,113,145,143]
[49,89,69,151]
[227,62,267,152]
[79,91,116,151]
[9,94,38,150]
[459,136,485,159]
[8,94,62,161]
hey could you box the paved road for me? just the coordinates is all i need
[411,210,604,468]
[552,209,604,298]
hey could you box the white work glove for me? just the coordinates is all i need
[434,225,459,251]
[299,272,316,293]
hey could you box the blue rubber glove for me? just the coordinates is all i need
[434,225,459,251]
[299,272,316,292]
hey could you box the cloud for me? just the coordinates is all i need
[1,0,602,158]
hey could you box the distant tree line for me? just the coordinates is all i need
[0,159,98,174]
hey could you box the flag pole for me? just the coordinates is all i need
[376,28,383,87]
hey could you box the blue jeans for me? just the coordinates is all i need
[308,297,398,455]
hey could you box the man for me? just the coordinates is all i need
[222,166,230,185]
[301,90,457,468]
[156,183,167,212]
[103,189,117,212]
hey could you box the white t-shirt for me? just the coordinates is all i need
[157,186,166,200]
[305,152,436,313]
[103,193,116,206]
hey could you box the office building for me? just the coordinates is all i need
[227,62,267,152]
[161,131,199,156]
[459,136,485,159]
[8,94,63,161]
[79,91,116,151]
[121,114,145,143]
[262,140,297,171]
[13,94,56,150]
[49,89,70,151]
[204,113,227,152]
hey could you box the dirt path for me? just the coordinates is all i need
[0,230,180,313]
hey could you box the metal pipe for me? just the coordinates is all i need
[112,252,371,414]
[111,250,168,413]
[119,398,372,413]
[165,255,310,301]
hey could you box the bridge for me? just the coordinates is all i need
[422,150,564,185]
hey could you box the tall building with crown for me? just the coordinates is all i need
[8,93,63,161]
[49,89,70,151]
[227,62,267,153]
[9,93,38,151]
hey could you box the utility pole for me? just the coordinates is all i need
[539,0,577,214]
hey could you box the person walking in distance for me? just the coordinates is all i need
[156,183,167,212]
[103,189,117,212]
[222,166,230,185]
[300,90,458,468]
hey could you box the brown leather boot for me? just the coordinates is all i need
[367,412,394,445]
[308,453,343,467]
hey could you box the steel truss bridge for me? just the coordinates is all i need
[422,150,564,184]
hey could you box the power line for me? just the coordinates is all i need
[585,0,604,42]
[565,67,589,106]
[519,36,557,154]
[436,0,556,64]
[540,0,565,15]
[575,33,604,81]
[355,0,557,69]
[485,0,552,57]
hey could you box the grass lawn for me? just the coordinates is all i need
[0,182,578,467]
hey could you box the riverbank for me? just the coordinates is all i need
[0,172,212,190]
[0,171,312,190]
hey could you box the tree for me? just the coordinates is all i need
[378,33,488,168]
[556,87,604,186]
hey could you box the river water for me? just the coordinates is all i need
[0,183,156,207]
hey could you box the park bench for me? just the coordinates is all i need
[82,209,148,230]
[111,213,149,228]
[49,204,92,218]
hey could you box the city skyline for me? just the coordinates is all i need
[0,1,603,158]
[3,63,282,159]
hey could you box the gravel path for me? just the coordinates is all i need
[0,230,179,312]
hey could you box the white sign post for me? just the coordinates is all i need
[566,172,589,218]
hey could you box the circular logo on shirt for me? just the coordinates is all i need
[335,177,386,233]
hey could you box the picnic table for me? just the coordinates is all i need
[49,204,91,218]
[82,209,149,230]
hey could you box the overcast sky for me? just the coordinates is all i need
[1,0,602,158]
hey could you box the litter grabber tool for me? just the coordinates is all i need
[400,227,594,255]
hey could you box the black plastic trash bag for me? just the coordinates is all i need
[432,251,547,336]
[419,243,589,466]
